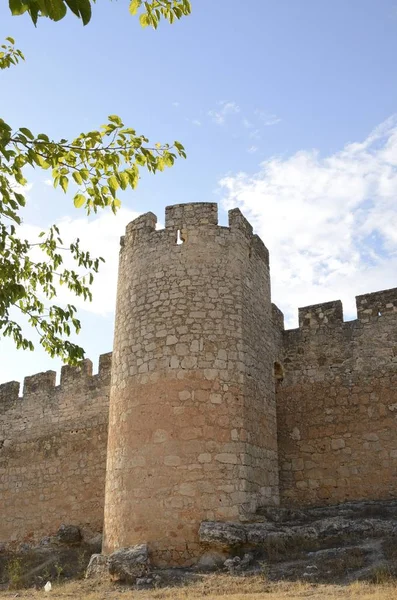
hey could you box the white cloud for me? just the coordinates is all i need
[247,146,258,154]
[242,118,253,129]
[172,101,180,107]
[219,116,397,327]
[208,101,240,125]
[249,129,261,141]
[255,109,281,126]
[191,119,202,127]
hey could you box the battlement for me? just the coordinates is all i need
[298,300,344,329]
[165,202,218,228]
[0,352,112,415]
[356,287,397,321]
[272,303,285,331]
[120,203,270,265]
[290,287,397,332]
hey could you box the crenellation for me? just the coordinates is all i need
[98,352,113,380]
[0,356,112,415]
[125,211,157,237]
[298,299,344,329]
[23,370,56,396]
[356,287,397,321]
[60,358,93,387]
[0,381,20,410]
[272,303,285,331]
[165,202,218,229]
[228,207,253,238]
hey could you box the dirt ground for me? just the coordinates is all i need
[1,575,397,600]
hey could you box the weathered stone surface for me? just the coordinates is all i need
[108,544,150,583]
[224,556,241,572]
[196,551,227,570]
[200,501,397,553]
[57,524,81,545]
[198,503,397,583]
[104,203,279,566]
[86,533,103,554]
[0,355,111,547]
[279,290,397,508]
[85,554,109,579]
[199,522,247,547]
[224,552,254,573]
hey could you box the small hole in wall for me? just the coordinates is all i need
[176,229,184,245]
[274,362,284,383]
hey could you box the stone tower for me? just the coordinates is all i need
[103,203,280,566]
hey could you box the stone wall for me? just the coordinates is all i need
[103,203,280,566]
[277,288,397,506]
[1,201,396,565]
[0,354,111,546]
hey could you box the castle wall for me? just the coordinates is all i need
[0,354,111,546]
[1,200,397,560]
[277,289,397,506]
[103,203,280,566]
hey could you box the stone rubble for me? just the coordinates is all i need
[107,544,150,583]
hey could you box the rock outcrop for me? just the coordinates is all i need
[199,500,397,583]
[108,544,150,583]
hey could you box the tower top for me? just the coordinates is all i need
[121,202,269,266]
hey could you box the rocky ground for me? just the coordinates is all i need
[0,524,101,589]
[198,499,397,584]
[0,576,397,600]
[1,500,396,590]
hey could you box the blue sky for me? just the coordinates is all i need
[1,0,397,385]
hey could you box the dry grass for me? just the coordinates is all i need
[1,574,397,600]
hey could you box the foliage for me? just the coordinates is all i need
[6,557,23,589]
[1,0,190,364]
[0,36,24,69]
[129,0,191,29]
[8,0,191,26]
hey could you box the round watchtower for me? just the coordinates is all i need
[103,203,279,566]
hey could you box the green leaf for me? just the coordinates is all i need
[164,154,174,167]
[14,192,26,206]
[139,13,149,27]
[43,0,67,21]
[73,193,86,208]
[108,114,122,126]
[60,175,68,192]
[108,175,119,196]
[72,171,83,185]
[34,153,50,169]
[129,0,140,15]
[64,0,92,24]
[9,0,28,16]
[119,171,129,190]
[19,127,34,140]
